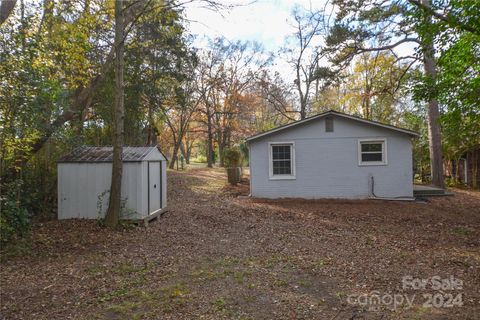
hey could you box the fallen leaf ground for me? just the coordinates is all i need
[1,167,479,319]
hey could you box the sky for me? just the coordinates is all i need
[183,0,331,81]
[184,0,328,52]
[183,0,417,82]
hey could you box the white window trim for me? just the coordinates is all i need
[358,138,388,166]
[268,141,296,180]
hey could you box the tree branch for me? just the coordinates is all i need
[356,37,420,53]
[408,0,480,36]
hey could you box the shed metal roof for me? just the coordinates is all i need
[246,110,419,142]
[58,146,160,163]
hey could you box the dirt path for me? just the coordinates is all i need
[1,167,479,319]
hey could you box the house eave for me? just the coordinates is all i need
[245,110,420,143]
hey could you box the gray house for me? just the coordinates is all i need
[246,110,419,199]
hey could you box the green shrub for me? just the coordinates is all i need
[191,155,207,163]
[239,142,249,166]
[223,147,242,167]
[0,181,31,244]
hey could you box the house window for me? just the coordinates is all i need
[269,142,295,179]
[325,117,334,132]
[358,139,387,165]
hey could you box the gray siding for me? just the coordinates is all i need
[58,162,145,219]
[249,115,413,199]
[57,148,167,220]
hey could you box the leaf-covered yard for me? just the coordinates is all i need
[1,167,479,319]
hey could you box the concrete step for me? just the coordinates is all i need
[413,185,454,197]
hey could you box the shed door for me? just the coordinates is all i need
[148,161,161,214]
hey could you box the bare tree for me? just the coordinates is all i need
[159,84,201,170]
[196,39,270,166]
[214,40,270,166]
[257,71,297,122]
[195,49,223,167]
[285,7,328,119]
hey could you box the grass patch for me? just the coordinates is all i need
[309,258,329,271]
[243,294,256,303]
[213,297,227,311]
[106,301,143,318]
[410,305,431,319]
[273,278,289,287]
[86,262,151,291]
[297,279,311,287]
[189,257,256,285]
[85,264,105,276]
[451,227,474,237]
[335,291,347,299]
[264,255,300,269]
[213,256,241,267]
[234,270,252,284]
[190,172,227,194]
[159,283,191,313]
[188,267,234,283]
[0,237,33,261]
[365,233,377,245]
[99,282,191,317]
[99,287,132,303]
[114,262,152,275]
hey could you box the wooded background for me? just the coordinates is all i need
[0,0,479,237]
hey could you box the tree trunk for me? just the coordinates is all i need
[217,130,225,167]
[421,0,444,188]
[474,160,478,189]
[186,142,192,164]
[0,0,17,26]
[146,124,157,145]
[454,157,460,184]
[181,138,192,164]
[206,110,214,168]
[105,0,124,228]
[146,104,157,145]
[295,58,307,120]
[169,141,181,169]
[300,101,307,119]
[425,86,444,189]
[166,114,192,170]
[184,132,194,165]
[179,141,189,164]
[218,143,224,167]
[472,151,478,189]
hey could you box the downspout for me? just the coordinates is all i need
[247,140,252,198]
[368,175,416,201]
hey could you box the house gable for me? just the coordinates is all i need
[248,113,414,145]
[246,110,418,143]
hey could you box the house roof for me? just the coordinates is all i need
[246,110,419,142]
[58,146,162,163]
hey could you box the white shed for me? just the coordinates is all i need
[57,146,167,221]
[247,110,419,200]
